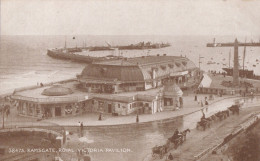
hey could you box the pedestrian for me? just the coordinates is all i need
[168,153,173,160]
[80,122,84,137]
[136,114,139,123]
[205,100,208,105]
[201,100,204,107]
[251,89,254,96]
[98,113,102,121]
[176,103,179,110]
[78,121,81,127]
[6,108,10,118]
[194,95,197,101]
[179,97,183,108]
[209,94,213,100]
[201,110,205,121]
[80,122,83,129]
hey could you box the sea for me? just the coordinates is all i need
[1,35,260,95]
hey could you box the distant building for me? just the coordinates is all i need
[77,55,199,93]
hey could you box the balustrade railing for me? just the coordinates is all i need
[11,95,88,103]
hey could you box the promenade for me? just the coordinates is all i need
[2,73,260,128]
[0,74,260,128]
[1,93,242,128]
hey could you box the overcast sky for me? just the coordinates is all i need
[1,0,260,36]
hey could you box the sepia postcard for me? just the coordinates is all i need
[1,0,260,161]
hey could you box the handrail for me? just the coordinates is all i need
[11,94,89,103]
[0,127,62,136]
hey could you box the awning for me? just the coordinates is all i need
[163,83,183,97]
[199,73,212,88]
[170,71,188,77]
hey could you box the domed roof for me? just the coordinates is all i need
[163,82,183,97]
[42,85,73,96]
[80,64,144,82]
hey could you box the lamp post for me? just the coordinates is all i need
[198,55,204,76]
[1,104,6,129]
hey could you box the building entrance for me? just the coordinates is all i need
[55,107,61,116]
[108,104,112,113]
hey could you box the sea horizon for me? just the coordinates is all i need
[1,35,260,95]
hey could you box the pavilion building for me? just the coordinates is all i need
[77,55,199,93]
[11,55,200,118]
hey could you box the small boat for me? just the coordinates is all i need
[256,59,259,62]
[253,64,256,67]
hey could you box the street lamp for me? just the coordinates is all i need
[1,104,7,129]
[198,55,204,76]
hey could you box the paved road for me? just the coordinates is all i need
[61,96,260,161]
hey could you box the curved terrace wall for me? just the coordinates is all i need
[0,128,64,148]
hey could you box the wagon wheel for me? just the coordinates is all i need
[196,123,200,130]
[174,141,179,149]
[152,152,158,159]
[160,149,164,159]
[203,124,206,131]
[207,122,211,128]
[164,146,168,153]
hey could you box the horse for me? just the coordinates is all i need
[209,115,218,122]
[173,135,183,149]
[196,119,210,130]
[168,133,183,149]
[180,129,190,141]
[224,109,230,117]
[228,105,239,115]
[215,111,226,121]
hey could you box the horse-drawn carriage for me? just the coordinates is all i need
[152,145,168,159]
[196,119,211,130]
[196,103,241,131]
[228,104,240,115]
[196,109,231,130]
[152,129,190,159]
